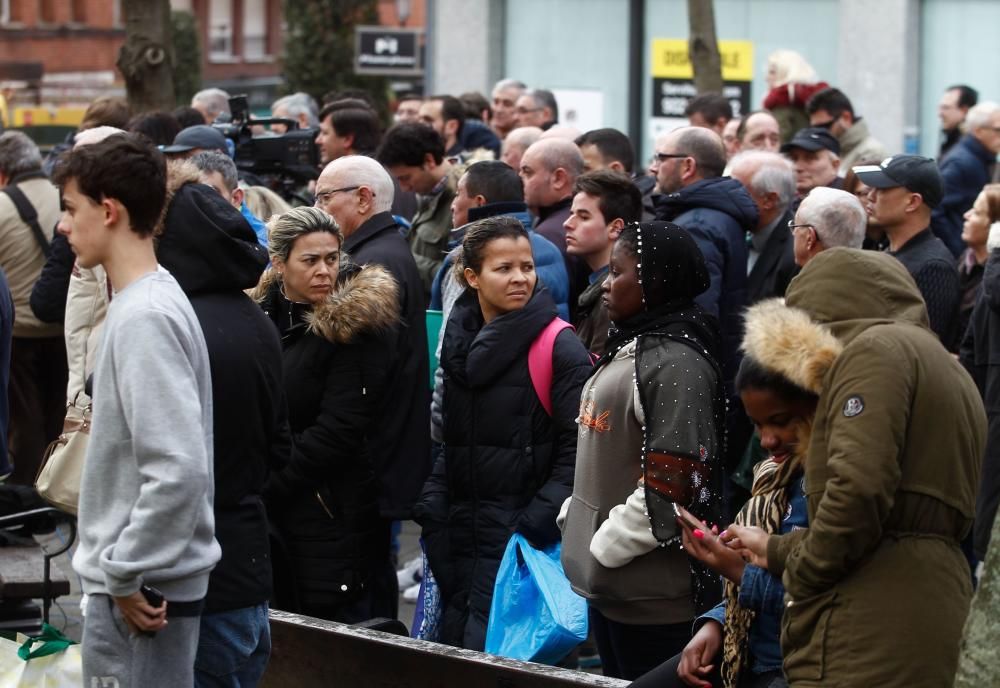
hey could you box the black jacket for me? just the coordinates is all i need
[256,261,400,616]
[155,165,283,614]
[961,250,1000,559]
[29,232,74,324]
[747,206,799,304]
[933,134,995,257]
[414,286,592,650]
[890,228,961,351]
[342,211,431,519]
[653,177,759,383]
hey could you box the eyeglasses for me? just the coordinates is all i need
[515,107,543,115]
[314,186,361,205]
[653,152,690,163]
[811,119,837,130]
[787,221,816,234]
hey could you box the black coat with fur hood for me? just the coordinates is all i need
[254,261,400,615]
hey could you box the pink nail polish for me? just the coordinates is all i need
[692,529,704,540]
[719,530,728,539]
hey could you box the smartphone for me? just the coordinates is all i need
[140,584,165,608]
[672,503,702,531]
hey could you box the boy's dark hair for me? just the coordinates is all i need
[463,160,523,203]
[319,98,382,154]
[805,87,855,119]
[573,169,642,226]
[947,84,979,110]
[429,95,466,138]
[172,105,207,129]
[684,93,733,123]
[376,122,445,167]
[460,91,492,121]
[127,111,182,147]
[735,355,818,405]
[575,128,636,173]
[54,134,167,238]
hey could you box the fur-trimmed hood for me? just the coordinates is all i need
[255,262,400,344]
[742,297,842,395]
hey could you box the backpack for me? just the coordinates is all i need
[527,318,595,416]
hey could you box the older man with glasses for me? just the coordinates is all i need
[789,186,867,268]
[313,155,432,611]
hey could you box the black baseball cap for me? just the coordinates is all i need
[781,127,841,156]
[162,125,228,154]
[853,155,943,209]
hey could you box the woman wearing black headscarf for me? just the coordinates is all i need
[559,221,726,680]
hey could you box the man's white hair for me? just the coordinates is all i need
[322,155,394,214]
[271,92,319,128]
[967,101,1000,131]
[492,78,526,97]
[730,151,796,209]
[798,186,867,249]
[191,88,231,120]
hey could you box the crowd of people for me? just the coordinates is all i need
[0,47,999,688]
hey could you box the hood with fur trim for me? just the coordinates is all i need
[254,262,400,344]
[784,246,929,346]
[742,297,842,395]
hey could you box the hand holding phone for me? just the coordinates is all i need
[673,502,703,532]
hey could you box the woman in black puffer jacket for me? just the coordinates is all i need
[252,206,400,623]
[414,215,593,651]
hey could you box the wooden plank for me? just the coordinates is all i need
[263,610,628,688]
[0,546,71,600]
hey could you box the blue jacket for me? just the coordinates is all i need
[698,474,808,675]
[653,177,758,382]
[429,202,570,320]
[240,202,269,248]
[933,135,994,257]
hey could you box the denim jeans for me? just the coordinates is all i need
[195,603,271,688]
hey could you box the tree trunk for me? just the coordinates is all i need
[687,0,724,94]
[117,0,175,113]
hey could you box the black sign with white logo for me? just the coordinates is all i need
[355,26,423,76]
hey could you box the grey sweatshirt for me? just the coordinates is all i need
[72,269,220,602]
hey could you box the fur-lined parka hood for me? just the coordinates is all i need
[254,262,400,344]
[742,298,842,395]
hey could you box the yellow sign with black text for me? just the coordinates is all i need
[651,39,754,81]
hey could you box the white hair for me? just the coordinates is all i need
[191,88,231,120]
[504,126,543,151]
[767,50,818,87]
[967,101,1000,131]
[271,92,319,128]
[798,186,867,249]
[730,151,796,209]
[492,78,526,97]
[73,126,126,148]
[322,155,394,214]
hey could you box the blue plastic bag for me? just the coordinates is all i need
[484,533,588,664]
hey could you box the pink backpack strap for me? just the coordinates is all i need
[528,318,575,416]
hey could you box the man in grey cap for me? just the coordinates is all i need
[781,126,843,200]
[162,125,229,158]
[855,155,960,349]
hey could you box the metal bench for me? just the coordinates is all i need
[263,609,628,688]
[0,507,75,633]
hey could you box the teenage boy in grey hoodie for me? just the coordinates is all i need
[55,134,220,687]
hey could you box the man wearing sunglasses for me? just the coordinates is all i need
[806,87,888,176]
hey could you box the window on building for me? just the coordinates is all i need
[243,0,269,59]
[70,0,87,24]
[209,0,235,61]
[39,0,57,24]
